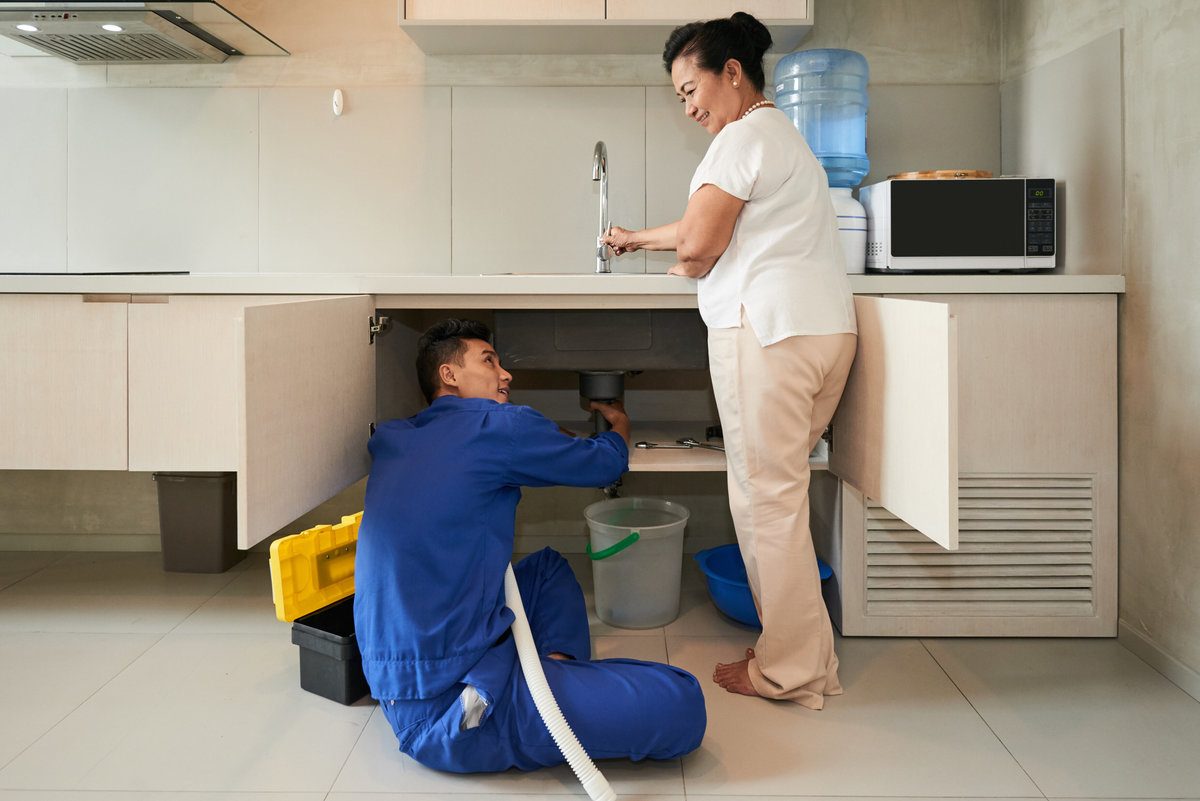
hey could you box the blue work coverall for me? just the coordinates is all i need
[354,395,707,773]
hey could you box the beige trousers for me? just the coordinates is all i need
[708,312,857,708]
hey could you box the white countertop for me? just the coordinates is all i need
[0,272,1125,304]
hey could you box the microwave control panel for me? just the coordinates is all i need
[1026,179,1056,256]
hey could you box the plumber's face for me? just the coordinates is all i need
[440,338,512,403]
[672,54,737,135]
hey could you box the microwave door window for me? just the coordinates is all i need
[890,180,1026,257]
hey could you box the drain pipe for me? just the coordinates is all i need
[504,564,616,801]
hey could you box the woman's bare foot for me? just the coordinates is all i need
[713,648,762,697]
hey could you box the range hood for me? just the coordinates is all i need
[0,1,287,63]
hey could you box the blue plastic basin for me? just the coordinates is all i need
[694,544,832,628]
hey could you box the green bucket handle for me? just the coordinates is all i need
[586,531,640,560]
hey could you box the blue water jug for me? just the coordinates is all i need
[774,48,870,187]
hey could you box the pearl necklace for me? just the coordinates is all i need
[740,100,774,120]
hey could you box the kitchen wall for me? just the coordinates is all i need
[1000,0,1200,694]
[0,0,1002,276]
[0,2,1004,548]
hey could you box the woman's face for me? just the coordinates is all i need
[671,54,738,135]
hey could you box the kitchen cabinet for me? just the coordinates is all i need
[129,294,377,549]
[829,296,958,550]
[606,1,808,21]
[615,295,957,549]
[235,296,376,549]
[0,295,127,470]
[172,290,950,549]
[404,1,603,20]
[818,294,1117,636]
[399,0,812,55]
[0,281,1119,639]
[2,294,376,550]
[127,295,307,472]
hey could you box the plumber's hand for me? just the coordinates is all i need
[589,399,631,445]
[603,226,640,257]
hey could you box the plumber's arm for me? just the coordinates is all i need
[669,184,746,278]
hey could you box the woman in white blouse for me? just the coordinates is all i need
[604,12,857,710]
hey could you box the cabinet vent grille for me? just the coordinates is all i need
[866,475,1095,617]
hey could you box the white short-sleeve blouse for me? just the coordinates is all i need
[688,107,857,345]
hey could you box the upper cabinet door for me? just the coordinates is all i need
[399,1,811,53]
[830,296,959,550]
[607,1,809,20]
[236,296,376,549]
[405,1,604,20]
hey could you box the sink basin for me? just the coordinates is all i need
[493,309,708,370]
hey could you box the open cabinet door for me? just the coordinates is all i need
[236,295,376,549]
[830,296,958,549]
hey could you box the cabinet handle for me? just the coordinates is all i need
[82,294,131,304]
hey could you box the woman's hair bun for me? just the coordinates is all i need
[731,11,773,56]
[662,11,772,92]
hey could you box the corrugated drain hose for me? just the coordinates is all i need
[504,563,616,801]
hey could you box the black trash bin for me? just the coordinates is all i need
[152,471,245,573]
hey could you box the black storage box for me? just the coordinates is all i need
[152,471,246,573]
[291,595,370,705]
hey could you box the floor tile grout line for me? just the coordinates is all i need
[663,629,691,799]
[0,551,261,776]
[161,552,267,637]
[0,551,73,595]
[0,627,168,776]
[919,638,1049,801]
[325,702,381,796]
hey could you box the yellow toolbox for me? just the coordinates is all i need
[269,512,367,704]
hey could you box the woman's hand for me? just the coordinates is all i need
[603,226,641,256]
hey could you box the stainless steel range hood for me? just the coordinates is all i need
[0,1,287,63]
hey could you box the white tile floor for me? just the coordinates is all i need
[1,549,1199,801]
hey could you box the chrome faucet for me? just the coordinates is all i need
[592,141,610,274]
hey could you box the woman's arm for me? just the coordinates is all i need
[604,221,679,255]
[668,184,746,278]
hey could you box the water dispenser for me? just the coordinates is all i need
[774,48,870,273]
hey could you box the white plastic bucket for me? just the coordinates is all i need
[584,497,689,629]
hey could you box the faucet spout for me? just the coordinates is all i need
[592,141,610,274]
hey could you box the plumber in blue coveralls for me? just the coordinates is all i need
[354,318,707,773]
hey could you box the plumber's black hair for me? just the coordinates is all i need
[416,318,494,404]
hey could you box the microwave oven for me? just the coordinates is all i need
[859,177,1057,271]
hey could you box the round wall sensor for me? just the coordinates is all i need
[332,89,344,117]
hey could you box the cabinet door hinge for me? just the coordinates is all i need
[369,315,390,345]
